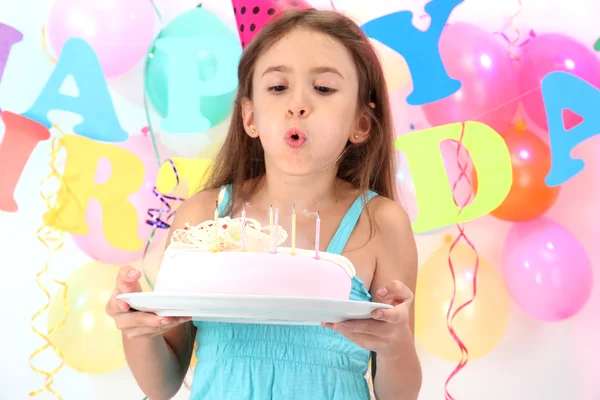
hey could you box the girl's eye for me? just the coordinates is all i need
[315,86,336,94]
[268,85,287,92]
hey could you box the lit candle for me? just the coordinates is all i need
[314,211,320,259]
[240,203,246,251]
[213,200,219,252]
[291,205,296,255]
[269,205,274,251]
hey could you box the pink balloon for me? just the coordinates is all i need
[421,23,519,133]
[71,135,171,265]
[396,139,473,234]
[47,0,157,78]
[502,217,594,322]
[519,33,600,131]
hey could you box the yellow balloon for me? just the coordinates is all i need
[415,243,510,361]
[48,261,126,374]
[370,39,412,92]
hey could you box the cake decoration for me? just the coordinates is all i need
[171,217,288,252]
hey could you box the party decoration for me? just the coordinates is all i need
[595,37,600,51]
[47,261,126,374]
[29,136,67,399]
[415,242,510,361]
[65,134,169,264]
[474,126,560,221]
[231,0,312,47]
[156,157,213,197]
[361,0,463,106]
[145,8,242,133]
[22,38,127,142]
[370,40,412,92]
[47,0,156,79]
[0,112,50,212]
[420,22,520,134]
[519,33,600,131]
[0,22,22,86]
[42,135,160,263]
[158,117,230,158]
[543,72,600,187]
[395,122,512,233]
[502,217,593,321]
[396,140,472,229]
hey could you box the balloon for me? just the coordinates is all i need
[48,261,126,374]
[519,33,600,131]
[47,0,157,79]
[396,139,473,233]
[158,117,229,159]
[415,243,510,362]
[473,125,560,221]
[421,23,519,134]
[145,8,238,128]
[370,40,412,92]
[70,134,171,264]
[502,217,593,322]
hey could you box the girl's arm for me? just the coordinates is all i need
[123,190,219,398]
[370,198,422,400]
[123,323,196,399]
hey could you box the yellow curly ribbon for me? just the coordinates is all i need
[41,23,56,64]
[29,135,68,399]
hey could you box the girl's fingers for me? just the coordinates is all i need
[114,311,189,331]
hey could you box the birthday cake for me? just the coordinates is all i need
[153,216,356,300]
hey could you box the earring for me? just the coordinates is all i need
[250,128,256,137]
[353,134,359,139]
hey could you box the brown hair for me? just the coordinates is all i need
[202,9,397,213]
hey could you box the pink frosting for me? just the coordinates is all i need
[154,250,352,300]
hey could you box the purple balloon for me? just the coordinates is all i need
[519,33,600,131]
[421,22,519,134]
[502,217,593,322]
[47,0,157,79]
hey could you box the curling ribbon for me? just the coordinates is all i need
[143,0,165,168]
[493,0,528,131]
[142,158,185,290]
[444,122,479,400]
[41,23,56,64]
[29,135,69,400]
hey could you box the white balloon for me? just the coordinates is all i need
[158,118,230,159]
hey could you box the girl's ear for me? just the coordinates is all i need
[348,110,371,144]
[241,97,258,138]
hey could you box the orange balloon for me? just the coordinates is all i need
[473,125,560,221]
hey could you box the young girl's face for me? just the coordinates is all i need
[243,27,367,177]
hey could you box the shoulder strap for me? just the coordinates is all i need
[326,190,378,254]
[217,184,232,216]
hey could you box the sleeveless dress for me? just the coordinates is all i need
[190,185,378,399]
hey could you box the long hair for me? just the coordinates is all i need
[202,9,397,213]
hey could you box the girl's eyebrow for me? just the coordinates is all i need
[261,65,345,79]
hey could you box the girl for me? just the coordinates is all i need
[106,9,421,400]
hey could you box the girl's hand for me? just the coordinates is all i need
[106,266,191,339]
[322,280,414,356]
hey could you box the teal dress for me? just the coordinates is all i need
[190,185,378,399]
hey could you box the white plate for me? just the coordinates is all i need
[117,293,393,325]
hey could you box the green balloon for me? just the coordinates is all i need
[145,8,239,128]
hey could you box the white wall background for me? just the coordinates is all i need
[1,0,599,399]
